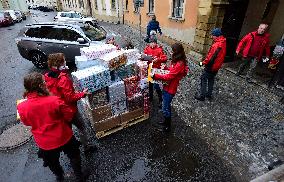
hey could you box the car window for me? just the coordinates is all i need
[81,25,106,41]
[25,27,41,38]
[60,28,82,41]
[72,13,81,18]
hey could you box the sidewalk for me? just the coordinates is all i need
[101,22,284,180]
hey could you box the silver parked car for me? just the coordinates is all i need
[16,22,107,68]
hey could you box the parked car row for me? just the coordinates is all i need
[28,5,54,12]
[0,10,27,27]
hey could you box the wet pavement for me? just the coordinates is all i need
[0,10,283,182]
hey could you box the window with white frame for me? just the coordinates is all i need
[172,0,184,18]
[148,0,154,13]
[94,0,98,9]
[111,0,116,9]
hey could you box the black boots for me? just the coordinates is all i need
[157,117,171,132]
[157,89,163,109]
[194,95,205,101]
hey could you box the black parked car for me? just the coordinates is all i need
[37,6,54,12]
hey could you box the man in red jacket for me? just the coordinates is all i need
[143,36,167,106]
[235,23,270,82]
[17,72,85,181]
[195,28,226,101]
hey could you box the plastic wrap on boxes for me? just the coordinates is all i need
[75,56,106,70]
[124,76,141,98]
[116,60,138,79]
[80,44,117,60]
[87,88,108,109]
[108,81,126,103]
[127,93,143,111]
[111,101,127,116]
[71,65,112,92]
[90,105,112,123]
[123,49,140,61]
[100,50,127,70]
[137,60,148,79]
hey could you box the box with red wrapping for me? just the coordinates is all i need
[127,93,143,112]
[87,88,108,109]
[123,76,141,98]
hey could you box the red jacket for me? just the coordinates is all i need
[236,31,270,60]
[202,36,226,73]
[44,70,85,113]
[17,93,74,150]
[154,61,188,95]
[144,44,167,69]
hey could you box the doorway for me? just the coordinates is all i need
[221,0,249,62]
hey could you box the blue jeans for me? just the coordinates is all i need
[200,70,217,97]
[162,90,174,118]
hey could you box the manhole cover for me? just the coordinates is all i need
[0,123,32,150]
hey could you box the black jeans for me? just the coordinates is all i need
[200,70,217,97]
[38,136,82,178]
[149,82,162,102]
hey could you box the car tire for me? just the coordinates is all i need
[30,51,47,69]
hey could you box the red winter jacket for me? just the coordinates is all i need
[144,44,167,69]
[202,36,226,73]
[236,31,270,61]
[154,61,188,95]
[44,70,85,113]
[17,92,74,150]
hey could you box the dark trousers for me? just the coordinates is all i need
[149,82,162,101]
[237,57,258,78]
[200,70,217,97]
[38,136,82,178]
[162,90,174,118]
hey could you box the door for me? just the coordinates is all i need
[222,0,249,62]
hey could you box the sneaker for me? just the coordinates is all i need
[194,95,205,101]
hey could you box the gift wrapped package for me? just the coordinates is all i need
[80,44,117,60]
[90,105,112,123]
[71,65,112,92]
[123,49,140,61]
[143,91,150,114]
[137,60,148,79]
[116,60,138,79]
[139,78,148,90]
[108,81,126,103]
[87,88,108,109]
[100,50,127,70]
[75,56,106,70]
[111,100,127,116]
[124,76,141,98]
[127,93,143,111]
[151,68,170,84]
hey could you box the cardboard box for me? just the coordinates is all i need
[127,93,143,111]
[120,108,144,123]
[93,115,121,132]
[90,105,112,123]
[87,88,108,109]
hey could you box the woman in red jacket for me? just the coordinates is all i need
[152,43,188,131]
[144,36,167,106]
[17,72,84,181]
[44,53,96,153]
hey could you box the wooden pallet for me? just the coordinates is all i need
[95,113,149,139]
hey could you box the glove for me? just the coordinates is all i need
[199,62,203,66]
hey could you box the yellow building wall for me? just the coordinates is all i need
[123,0,199,45]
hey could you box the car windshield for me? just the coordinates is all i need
[72,13,81,18]
[81,25,106,41]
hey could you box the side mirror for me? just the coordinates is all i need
[77,38,86,44]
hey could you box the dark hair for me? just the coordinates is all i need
[23,72,49,97]
[152,15,156,21]
[48,53,65,69]
[171,43,187,64]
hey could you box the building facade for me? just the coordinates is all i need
[0,0,28,12]
[123,0,284,61]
